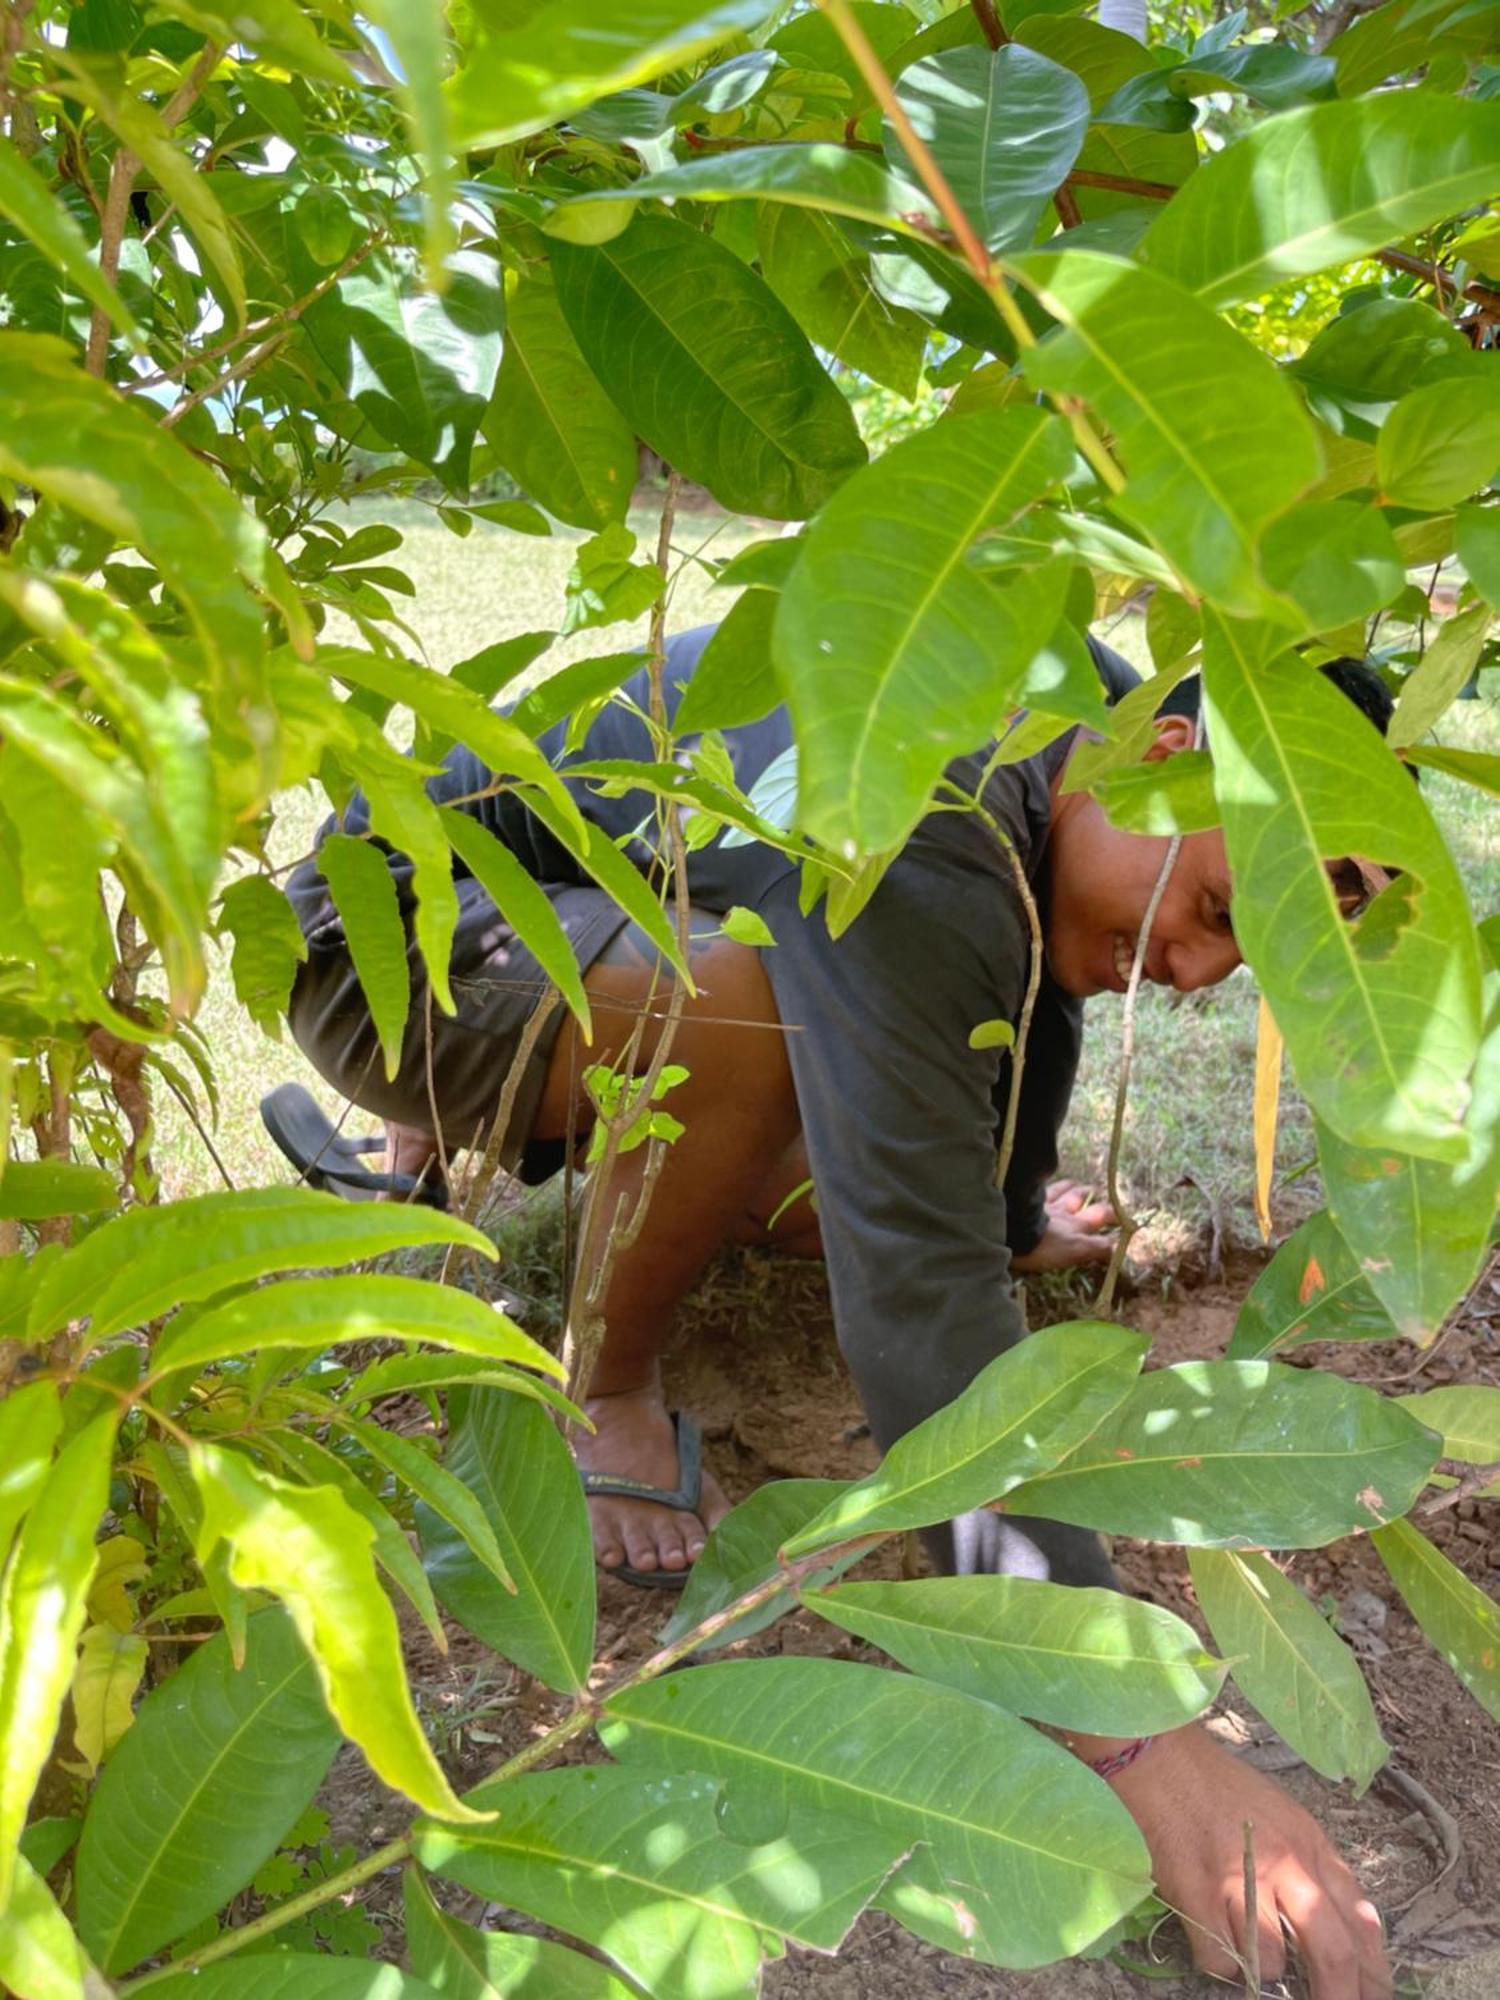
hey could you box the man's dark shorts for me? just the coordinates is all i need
[288,875,629,1181]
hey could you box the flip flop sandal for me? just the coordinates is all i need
[581,1410,705,1590]
[259,1082,449,1209]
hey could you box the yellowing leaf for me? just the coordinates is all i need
[87,1536,149,1633]
[1252,994,1283,1244]
[190,1443,491,1824]
[72,1624,148,1775]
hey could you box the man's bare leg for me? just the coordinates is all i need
[528,911,803,1578]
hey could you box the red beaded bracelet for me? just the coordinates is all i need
[1084,1735,1156,1780]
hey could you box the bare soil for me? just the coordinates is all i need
[327,1242,1500,1998]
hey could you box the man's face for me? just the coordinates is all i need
[1045,719,1242,1000]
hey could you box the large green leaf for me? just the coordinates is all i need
[0,1159,115,1222]
[0,1853,92,2000]
[404,1868,636,2000]
[482,273,637,532]
[439,809,591,1030]
[1227,1208,1395,1360]
[0,1381,61,1562]
[671,587,781,736]
[1379,377,1500,514]
[1203,620,1483,1161]
[417,1390,594,1695]
[1003,1360,1440,1547]
[151,0,350,83]
[1189,1549,1387,1790]
[449,0,775,147]
[192,1443,489,1824]
[142,1964,444,2000]
[546,145,936,246]
[1258,498,1404,634]
[217,873,307,1039]
[150,1274,560,1382]
[773,404,1074,852]
[29,1186,493,1345]
[296,248,504,490]
[602,1657,1152,1967]
[75,1611,339,1976]
[418,1766,906,2000]
[1396,1386,1500,1465]
[345,1351,580,1423]
[1140,94,1500,308]
[0,335,266,686]
[1292,296,1470,406]
[295,831,410,1078]
[1456,504,1500,611]
[810,1575,1226,1734]
[887,46,1089,253]
[1373,1517,1500,1725]
[0,1411,115,1908]
[783,1321,1146,1556]
[345,1416,512,1592]
[550,213,865,521]
[661,1477,857,1652]
[1012,253,1321,613]
[757,205,927,400]
[0,134,140,342]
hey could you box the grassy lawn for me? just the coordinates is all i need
[156,500,1500,1263]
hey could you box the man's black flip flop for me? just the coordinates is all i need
[582,1411,705,1590]
[259,1082,449,1209]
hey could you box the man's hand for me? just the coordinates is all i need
[1010,1178,1118,1272]
[1100,1724,1391,2000]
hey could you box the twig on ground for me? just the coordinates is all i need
[1242,1820,1261,1998]
[1379,1764,1464,1920]
[1417,1459,1500,1517]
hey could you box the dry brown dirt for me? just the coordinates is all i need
[327,1242,1500,1998]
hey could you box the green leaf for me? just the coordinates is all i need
[968,1016,1017,1050]
[139,1964,444,2000]
[1402,743,1500,795]
[521,791,688,978]
[1189,1549,1387,1790]
[601,1658,1151,1967]
[1456,504,1500,610]
[404,1866,638,2000]
[31,1186,493,1346]
[0,134,140,343]
[418,1390,594,1694]
[151,0,349,82]
[660,1478,856,1652]
[150,1273,561,1383]
[888,46,1089,253]
[1373,1517,1500,1725]
[191,1442,490,1824]
[547,144,936,246]
[720,904,776,948]
[0,1854,93,2000]
[1396,1386,1500,1463]
[365,0,456,278]
[296,248,505,490]
[1203,620,1482,1162]
[1139,95,1500,308]
[419,1766,905,1997]
[673,588,780,735]
[562,523,664,636]
[344,1416,513,1593]
[438,810,591,1031]
[1012,253,1321,613]
[0,1410,115,1908]
[0,335,267,687]
[1292,296,1470,406]
[0,1159,116,1221]
[217,873,307,1038]
[449,0,774,147]
[1096,749,1220,837]
[774,405,1074,853]
[0,1381,61,1563]
[509,651,641,743]
[55,64,245,324]
[482,273,637,533]
[1379,375,1500,512]
[1259,499,1404,634]
[811,1575,1226,1735]
[1227,1208,1394,1360]
[315,831,411,1080]
[757,205,927,400]
[1002,1359,1440,1548]
[346,1352,579,1423]
[550,213,866,522]
[782,1321,1147,1557]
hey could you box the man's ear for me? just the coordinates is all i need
[1142,713,1196,762]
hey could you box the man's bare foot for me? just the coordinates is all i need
[576,1387,730,1579]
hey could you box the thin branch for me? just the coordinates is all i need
[1418,1459,1500,1517]
[970,0,1008,48]
[1242,1820,1261,1999]
[1376,246,1500,320]
[1065,168,1177,200]
[1054,182,1083,231]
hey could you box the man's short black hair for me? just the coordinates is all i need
[1157,655,1397,738]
